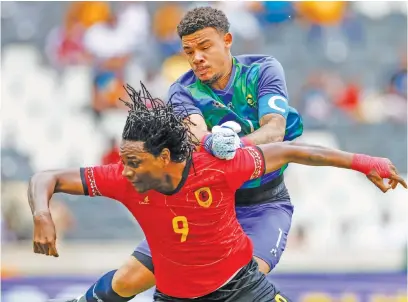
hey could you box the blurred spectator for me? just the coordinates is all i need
[295,1,347,25]
[335,80,362,120]
[341,8,365,46]
[295,2,350,62]
[386,51,407,99]
[214,2,263,53]
[356,50,408,124]
[297,72,333,127]
[65,1,112,29]
[152,3,184,60]
[161,54,191,84]
[45,1,112,68]
[46,25,88,68]
[83,13,134,118]
[115,2,151,56]
[253,1,294,26]
[101,137,120,165]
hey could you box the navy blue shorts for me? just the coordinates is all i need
[133,181,294,274]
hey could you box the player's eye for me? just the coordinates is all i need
[128,161,140,168]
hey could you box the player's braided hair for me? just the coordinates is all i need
[177,6,230,38]
[121,83,198,163]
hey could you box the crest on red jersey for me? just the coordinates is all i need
[194,187,213,208]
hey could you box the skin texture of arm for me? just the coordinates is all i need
[244,113,286,145]
[28,169,84,215]
[186,114,210,144]
[259,141,353,174]
[258,141,407,193]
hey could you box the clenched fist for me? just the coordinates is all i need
[33,211,59,257]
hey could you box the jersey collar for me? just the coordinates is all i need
[162,156,192,196]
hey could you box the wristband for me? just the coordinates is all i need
[199,134,213,154]
[351,154,391,178]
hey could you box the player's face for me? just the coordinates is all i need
[182,27,232,85]
[120,140,170,193]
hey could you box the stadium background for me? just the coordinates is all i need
[1,1,407,301]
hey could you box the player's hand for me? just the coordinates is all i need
[366,158,407,193]
[33,211,59,257]
[209,121,242,160]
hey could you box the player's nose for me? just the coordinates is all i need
[122,166,134,179]
[193,51,205,64]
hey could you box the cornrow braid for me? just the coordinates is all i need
[120,82,198,163]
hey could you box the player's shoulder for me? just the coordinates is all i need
[192,151,219,164]
[234,54,281,68]
[172,69,197,89]
[85,162,122,177]
[167,70,198,103]
[191,151,229,173]
[192,146,262,168]
[181,153,226,189]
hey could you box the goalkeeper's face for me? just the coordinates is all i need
[182,27,232,85]
[120,140,178,194]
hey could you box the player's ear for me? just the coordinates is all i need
[159,148,171,166]
[224,32,232,49]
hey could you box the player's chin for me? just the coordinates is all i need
[197,72,213,82]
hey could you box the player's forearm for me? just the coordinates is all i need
[262,141,394,181]
[285,142,354,169]
[244,115,286,145]
[260,141,353,174]
[190,127,209,144]
[186,114,210,146]
[28,169,84,215]
[28,172,58,215]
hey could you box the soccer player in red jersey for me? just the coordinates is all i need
[29,84,406,302]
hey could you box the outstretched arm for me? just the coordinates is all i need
[258,141,407,193]
[28,164,127,258]
[28,169,85,258]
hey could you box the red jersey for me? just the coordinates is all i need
[81,146,265,298]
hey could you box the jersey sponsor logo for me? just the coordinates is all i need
[268,95,288,113]
[246,94,256,107]
[194,187,213,208]
[139,196,150,205]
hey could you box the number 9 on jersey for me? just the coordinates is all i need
[172,216,189,242]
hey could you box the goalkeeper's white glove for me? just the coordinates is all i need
[202,121,242,160]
